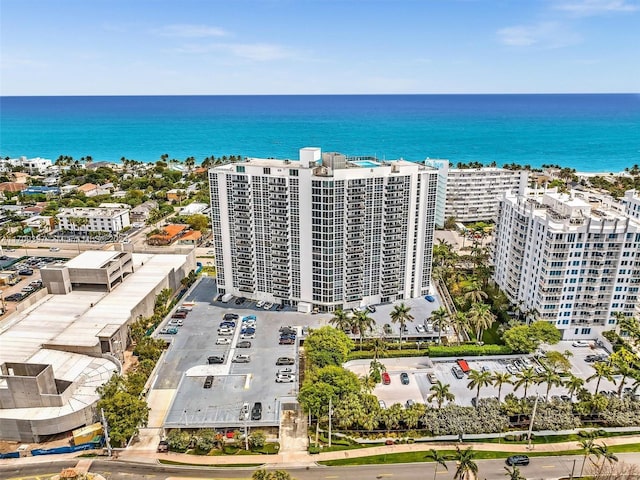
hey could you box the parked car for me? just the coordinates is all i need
[263,302,273,310]
[18,269,33,276]
[242,315,257,322]
[416,325,426,333]
[427,373,437,384]
[256,300,265,308]
[157,440,169,453]
[159,327,178,334]
[169,319,183,326]
[278,367,294,375]
[424,295,435,302]
[506,455,530,466]
[235,297,246,305]
[279,337,295,345]
[572,340,590,347]
[49,247,60,252]
[276,374,296,383]
[280,328,296,336]
[223,313,239,320]
[251,402,263,420]
[276,357,295,365]
[219,321,236,328]
[240,332,256,339]
[233,354,251,363]
[172,311,187,319]
[22,286,35,293]
[241,327,256,335]
[215,338,231,345]
[203,375,214,389]
[382,372,391,385]
[400,372,410,385]
[367,305,377,313]
[207,355,225,364]
[215,294,224,302]
[236,340,252,348]
[405,399,415,408]
[383,324,393,335]
[452,366,465,379]
[275,304,284,311]
[239,403,250,420]
[218,328,234,336]
[378,400,386,409]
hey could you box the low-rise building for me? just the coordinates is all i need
[130,200,158,224]
[147,224,187,246]
[0,250,196,442]
[57,207,130,233]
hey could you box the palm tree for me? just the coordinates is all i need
[464,281,488,304]
[329,309,351,332]
[427,448,448,480]
[610,348,636,397]
[467,369,493,406]
[452,311,468,344]
[468,302,495,342]
[503,465,526,480]
[587,361,616,395]
[579,437,602,477]
[454,446,478,480]
[390,303,413,350]
[428,380,455,409]
[492,372,512,403]
[596,442,618,466]
[514,367,539,399]
[353,310,376,350]
[538,369,563,401]
[430,306,449,345]
[565,375,585,401]
[370,336,388,361]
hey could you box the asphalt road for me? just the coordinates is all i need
[3,453,640,480]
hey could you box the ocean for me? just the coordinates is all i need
[0,94,639,172]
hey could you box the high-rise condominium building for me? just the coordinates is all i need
[493,188,640,340]
[445,167,528,223]
[209,147,439,312]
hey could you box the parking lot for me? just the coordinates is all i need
[154,277,332,430]
[347,341,629,409]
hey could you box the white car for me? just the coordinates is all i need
[256,300,265,308]
[215,338,231,345]
[240,332,256,339]
[416,325,426,333]
[263,302,273,310]
[218,328,234,336]
[572,340,590,347]
[232,354,251,363]
[276,374,296,383]
[169,319,183,326]
[277,368,294,375]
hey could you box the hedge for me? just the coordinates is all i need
[347,344,511,360]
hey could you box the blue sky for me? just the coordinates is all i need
[1,0,639,95]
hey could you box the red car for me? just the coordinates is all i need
[382,372,391,385]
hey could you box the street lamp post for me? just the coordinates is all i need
[527,393,541,450]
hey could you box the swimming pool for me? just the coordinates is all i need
[351,160,380,168]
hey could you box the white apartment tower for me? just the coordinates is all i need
[446,167,528,223]
[493,188,640,340]
[209,148,439,312]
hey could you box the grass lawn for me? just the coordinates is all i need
[319,444,640,467]
[159,459,263,467]
[468,431,640,445]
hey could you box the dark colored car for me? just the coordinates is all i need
[219,321,236,328]
[279,333,296,339]
[275,304,284,311]
[506,455,530,466]
[223,313,239,320]
[235,297,246,305]
[241,327,256,334]
[203,375,214,388]
[251,402,263,420]
[236,341,252,348]
[424,295,435,302]
[172,311,187,319]
[279,337,295,345]
[280,328,296,336]
[5,293,23,302]
[157,440,169,453]
[276,357,294,365]
[400,372,410,385]
[207,355,225,364]
[18,269,33,276]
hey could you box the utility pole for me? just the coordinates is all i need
[569,458,576,480]
[328,397,333,448]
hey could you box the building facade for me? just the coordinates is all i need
[622,189,640,222]
[57,207,130,233]
[209,148,439,312]
[493,188,640,340]
[446,167,528,223]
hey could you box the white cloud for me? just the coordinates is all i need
[553,0,639,16]
[155,24,227,38]
[172,42,296,61]
[497,21,581,48]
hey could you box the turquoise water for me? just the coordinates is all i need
[1,94,639,172]
[352,160,381,168]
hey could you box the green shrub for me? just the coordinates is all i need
[309,445,321,454]
[428,344,512,357]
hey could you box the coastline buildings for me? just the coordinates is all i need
[445,167,528,223]
[493,188,640,340]
[0,250,195,442]
[209,147,439,312]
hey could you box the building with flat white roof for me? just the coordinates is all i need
[446,167,528,223]
[209,147,439,312]
[57,207,130,233]
[0,250,195,441]
[622,189,640,222]
[493,188,640,340]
